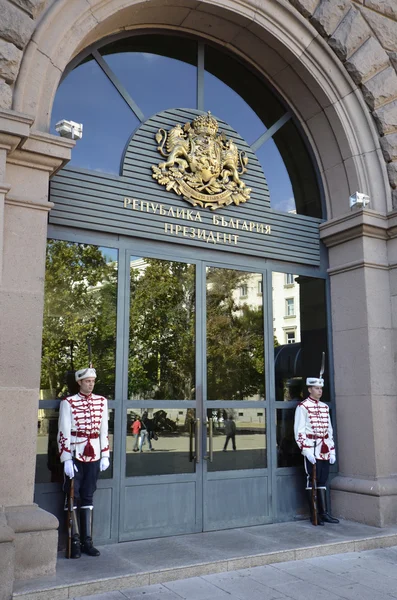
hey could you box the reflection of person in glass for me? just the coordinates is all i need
[294,377,339,525]
[131,416,141,452]
[57,368,110,558]
[223,415,237,451]
[139,412,154,452]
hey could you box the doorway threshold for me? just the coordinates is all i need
[13,520,397,600]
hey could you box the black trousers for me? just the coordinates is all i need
[224,434,236,450]
[304,458,330,489]
[64,459,100,506]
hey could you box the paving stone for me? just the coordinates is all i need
[331,582,397,600]
[203,570,284,599]
[72,592,127,600]
[163,576,231,599]
[340,566,397,597]
[122,583,185,599]
[269,562,356,590]
[273,579,350,600]
[241,564,302,587]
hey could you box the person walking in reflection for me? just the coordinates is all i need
[139,412,154,452]
[294,376,339,526]
[131,417,141,452]
[223,415,237,451]
[57,367,110,558]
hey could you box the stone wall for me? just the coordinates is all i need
[0,0,396,206]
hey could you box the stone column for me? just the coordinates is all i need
[0,108,73,593]
[321,209,397,527]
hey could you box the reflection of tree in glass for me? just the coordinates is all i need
[41,240,117,399]
[206,268,265,400]
[129,259,195,400]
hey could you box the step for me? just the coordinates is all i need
[13,520,397,600]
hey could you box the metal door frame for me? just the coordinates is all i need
[43,225,331,541]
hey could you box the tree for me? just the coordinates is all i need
[41,240,117,398]
[206,268,265,400]
[128,258,195,400]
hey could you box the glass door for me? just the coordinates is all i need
[119,252,271,541]
[119,253,203,540]
[202,266,271,530]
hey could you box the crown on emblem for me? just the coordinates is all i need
[192,111,218,136]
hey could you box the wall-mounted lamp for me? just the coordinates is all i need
[349,191,370,209]
[55,120,83,140]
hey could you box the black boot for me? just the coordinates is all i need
[318,488,339,523]
[306,489,324,526]
[80,507,100,556]
[70,508,81,558]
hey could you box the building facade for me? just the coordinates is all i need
[1,1,397,598]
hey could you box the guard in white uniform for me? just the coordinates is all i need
[294,377,339,525]
[57,367,110,557]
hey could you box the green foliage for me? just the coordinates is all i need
[206,267,265,400]
[129,259,195,400]
[41,240,117,398]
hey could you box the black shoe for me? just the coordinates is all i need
[317,488,339,523]
[71,534,81,558]
[80,507,101,557]
[81,537,100,557]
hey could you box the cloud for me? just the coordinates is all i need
[271,195,296,212]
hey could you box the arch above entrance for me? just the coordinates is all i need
[13,0,390,218]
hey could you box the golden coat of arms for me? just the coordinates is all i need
[152,112,251,210]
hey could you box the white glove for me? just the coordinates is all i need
[329,456,336,465]
[303,451,316,464]
[64,459,78,478]
[100,457,110,471]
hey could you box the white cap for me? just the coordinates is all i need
[306,377,324,388]
[75,367,97,382]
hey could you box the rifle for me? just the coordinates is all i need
[311,461,318,526]
[310,352,324,526]
[66,477,75,558]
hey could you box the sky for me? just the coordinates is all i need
[51,52,295,213]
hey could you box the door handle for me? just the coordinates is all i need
[203,418,214,462]
[189,418,194,462]
[195,418,201,464]
[208,417,213,462]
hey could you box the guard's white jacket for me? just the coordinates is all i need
[294,397,335,461]
[57,392,110,463]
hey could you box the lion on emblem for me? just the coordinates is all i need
[152,112,251,210]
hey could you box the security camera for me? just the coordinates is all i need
[349,191,370,209]
[55,120,83,140]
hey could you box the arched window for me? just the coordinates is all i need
[51,33,322,217]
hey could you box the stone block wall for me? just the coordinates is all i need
[0,0,396,206]
[290,0,397,206]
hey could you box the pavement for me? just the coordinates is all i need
[70,545,397,600]
[13,520,397,600]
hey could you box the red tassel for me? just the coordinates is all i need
[321,439,329,454]
[83,438,95,458]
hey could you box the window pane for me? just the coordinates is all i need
[207,409,267,472]
[204,70,265,145]
[35,407,114,483]
[126,408,196,476]
[273,272,329,403]
[256,138,296,213]
[129,258,195,400]
[102,35,198,119]
[276,408,302,467]
[51,58,139,174]
[206,268,265,401]
[273,120,322,218]
[40,241,118,399]
[204,44,286,143]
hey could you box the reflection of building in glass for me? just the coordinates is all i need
[272,272,300,347]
